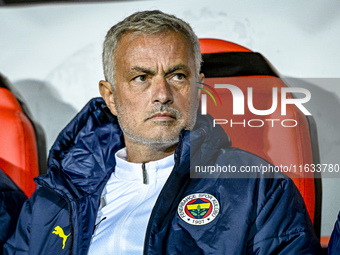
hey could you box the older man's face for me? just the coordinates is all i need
[105,31,202,147]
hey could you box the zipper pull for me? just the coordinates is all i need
[100,197,106,209]
[142,163,148,184]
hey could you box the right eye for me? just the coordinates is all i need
[133,75,147,82]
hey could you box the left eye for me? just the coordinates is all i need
[172,73,186,81]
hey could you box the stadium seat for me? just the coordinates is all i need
[0,74,47,197]
[199,38,322,238]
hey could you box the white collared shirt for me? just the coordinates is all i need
[88,148,174,255]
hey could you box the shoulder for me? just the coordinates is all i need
[328,211,340,254]
[0,169,27,245]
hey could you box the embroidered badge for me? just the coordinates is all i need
[52,226,70,249]
[177,193,220,225]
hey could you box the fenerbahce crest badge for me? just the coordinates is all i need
[177,193,220,225]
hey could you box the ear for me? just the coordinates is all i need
[199,73,205,83]
[99,80,117,116]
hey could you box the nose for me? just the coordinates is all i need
[151,77,174,105]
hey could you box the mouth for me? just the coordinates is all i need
[147,112,176,121]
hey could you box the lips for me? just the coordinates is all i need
[148,112,176,120]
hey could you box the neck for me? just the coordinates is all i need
[124,137,177,163]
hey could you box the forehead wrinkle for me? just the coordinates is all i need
[116,32,196,79]
[128,63,191,77]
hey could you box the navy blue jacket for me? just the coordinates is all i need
[328,212,340,254]
[4,97,321,254]
[0,169,27,254]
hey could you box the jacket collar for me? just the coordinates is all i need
[35,98,123,199]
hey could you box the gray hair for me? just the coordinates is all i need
[102,10,202,88]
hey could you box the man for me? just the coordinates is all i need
[4,10,321,254]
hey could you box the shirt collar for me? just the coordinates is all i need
[114,148,174,182]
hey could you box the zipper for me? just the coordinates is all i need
[143,131,188,255]
[142,163,148,184]
[143,163,178,255]
[113,185,149,254]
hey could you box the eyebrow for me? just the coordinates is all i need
[130,66,155,76]
[165,64,190,75]
[129,64,190,76]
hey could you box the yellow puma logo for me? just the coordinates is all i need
[52,226,70,249]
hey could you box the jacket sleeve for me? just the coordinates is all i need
[2,195,34,255]
[327,211,340,255]
[247,177,322,254]
[0,190,27,255]
[0,168,28,255]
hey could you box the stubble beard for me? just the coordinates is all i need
[113,94,198,150]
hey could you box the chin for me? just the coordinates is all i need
[127,132,180,148]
